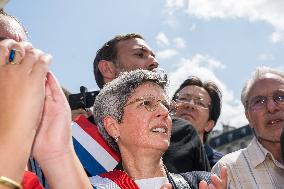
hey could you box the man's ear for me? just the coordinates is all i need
[245,109,253,128]
[205,120,215,132]
[98,60,117,84]
[103,116,120,138]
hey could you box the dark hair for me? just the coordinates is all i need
[93,33,144,89]
[173,76,222,142]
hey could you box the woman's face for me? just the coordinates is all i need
[118,82,172,154]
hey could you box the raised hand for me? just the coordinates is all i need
[0,39,51,132]
[199,166,227,189]
[32,72,92,189]
[0,39,51,182]
[32,72,72,164]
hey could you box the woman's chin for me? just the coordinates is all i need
[152,140,170,152]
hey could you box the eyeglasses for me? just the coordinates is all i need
[247,90,284,111]
[175,94,210,109]
[124,96,173,113]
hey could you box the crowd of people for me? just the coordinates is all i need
[0,8,284,189]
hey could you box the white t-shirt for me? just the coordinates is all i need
[135,177,168,189]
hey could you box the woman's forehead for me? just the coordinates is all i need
[129,82,167,99]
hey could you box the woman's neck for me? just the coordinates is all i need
[120,148,166,180]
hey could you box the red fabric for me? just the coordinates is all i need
[21,171,44,189]
[100,170,140,189]
[74,115,120,162]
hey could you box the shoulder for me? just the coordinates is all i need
[211,148,247,177]
[214,149,244,166]
[170,116,199,142]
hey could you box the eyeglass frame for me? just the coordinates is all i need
[174,93,211,110]
[124,95,174,113]
[246,89,284,111]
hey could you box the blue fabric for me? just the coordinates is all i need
[73,137,107,176]
[204,144,223,168]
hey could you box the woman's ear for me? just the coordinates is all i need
[103,116,120,138]
[98,60,117,84]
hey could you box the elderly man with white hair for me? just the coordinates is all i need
[212,66,284,189]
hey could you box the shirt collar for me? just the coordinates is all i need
[247,137,284,168]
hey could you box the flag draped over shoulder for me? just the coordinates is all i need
[72,115,120,176]
[90,170,139,189]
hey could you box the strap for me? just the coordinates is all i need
[169,173,191,189]
[90,170,139,189]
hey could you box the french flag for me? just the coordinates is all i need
[90,170,140,189]
[72,115,120,176]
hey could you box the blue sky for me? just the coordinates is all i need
[5,0,284,129]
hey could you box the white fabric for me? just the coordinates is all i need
[135,176,168,189]
[72,122,118,171]
[212,137,284,189]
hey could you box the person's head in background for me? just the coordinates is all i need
[241,66,284,161]
[0,9,27,41]
[93,33,158,89]
[94,69,171,155]
[172,76,222,143]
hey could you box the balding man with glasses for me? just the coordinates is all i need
[212,66,284,189]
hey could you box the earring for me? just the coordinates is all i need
[114,135,119,143]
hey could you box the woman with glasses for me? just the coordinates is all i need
[92,69,227,189]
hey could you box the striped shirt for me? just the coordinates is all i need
[212,137,284,189]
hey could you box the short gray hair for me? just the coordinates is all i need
[241,66,284,109]
[93,69,168,153]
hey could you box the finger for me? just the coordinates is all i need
[45,76,53,100]
[0,39,17,66]
[211,170,228,189]
[208,183,216,189]
[220,166,228,181]
[211,174,222,188]
[8,49,23,65]
[31,53,52,79]
[199,180,208,189]
[20,48,44,72]
[0,41,33,66]
[0,38,17,49]
[20,41,33,51]
[46,72,66,103]
[9,41,32,57]
[0,45,9,66]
